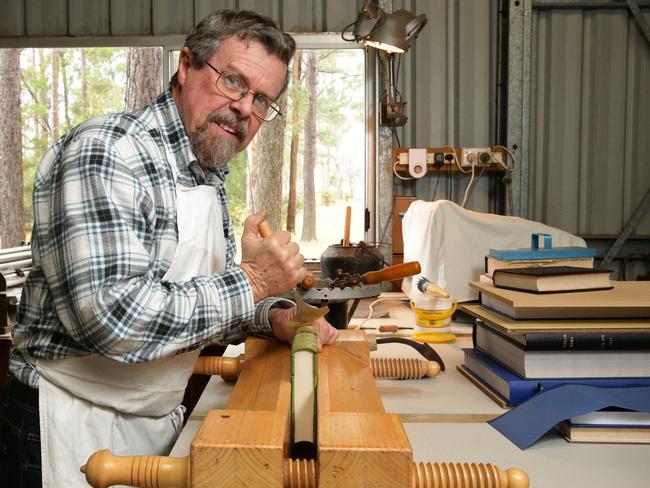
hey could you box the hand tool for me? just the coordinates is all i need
[258,220,328,328]
[304,260,422,290]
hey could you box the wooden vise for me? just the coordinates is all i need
[81,330,529,487]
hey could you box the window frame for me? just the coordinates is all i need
[7,33,378,244]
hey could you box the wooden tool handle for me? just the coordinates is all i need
[80,450,189,488]
[363,261,421,285]
[343,206,351,247]
[258,219,273,238]
[193,355,243,381]
[423,282,450,299]
[258,219,315,289]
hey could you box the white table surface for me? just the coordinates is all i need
[171,296,650,487]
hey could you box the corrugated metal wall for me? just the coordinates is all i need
[391,0,499,212]
[1,0,648,242]
[0,0,361,37]
[530,6,650,237]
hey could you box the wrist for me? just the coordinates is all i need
[239,262,266,302]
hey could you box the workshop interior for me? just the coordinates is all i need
[1,1,650,487]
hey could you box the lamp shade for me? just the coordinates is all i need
[362,9,427,54]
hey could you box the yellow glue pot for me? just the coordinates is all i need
[409,295,457,343]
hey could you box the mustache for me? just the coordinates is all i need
[206,110,248,144]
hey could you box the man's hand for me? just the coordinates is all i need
[239,209,307,301]
[268,305,340,352]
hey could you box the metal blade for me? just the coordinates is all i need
[287,295,329,329]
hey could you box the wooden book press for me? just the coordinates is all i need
[81,330,529,488]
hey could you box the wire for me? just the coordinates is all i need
[431,173,440,201]
[460,162,476,208]
[391,126,402,148]
[393,160,415,180]
[492,145,517,215]
[492,144,517,171]
[349,296,408,330]
[340,22,357,42]
[461,163,488,208]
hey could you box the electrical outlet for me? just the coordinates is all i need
[460,147,491,168]
[490,151,507,169]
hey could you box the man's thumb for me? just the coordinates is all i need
[242,208,268,236]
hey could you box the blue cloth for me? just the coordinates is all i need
[0,375,42,487]
[488,385,650,449]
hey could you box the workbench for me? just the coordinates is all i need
[170,297,650,488]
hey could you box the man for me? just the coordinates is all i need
[1,9,339,487]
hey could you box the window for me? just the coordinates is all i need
[17,47,162,238]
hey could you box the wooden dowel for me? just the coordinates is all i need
[343,206,351,247]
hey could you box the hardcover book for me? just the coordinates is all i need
[473,324,650,379]
[554,421,650,444]
[458,348,650,406]
[492,265,612,293]
[469,281,650,319]
[460,303,650,345]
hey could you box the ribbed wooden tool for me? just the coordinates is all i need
[370,357,440,379]
[193,355,439,381]
[81,452,529,488]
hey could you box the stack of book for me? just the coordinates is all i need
[458,278,650,444]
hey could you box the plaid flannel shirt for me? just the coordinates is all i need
[11,91,285,388]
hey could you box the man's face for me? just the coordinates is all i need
[174,36,287,171]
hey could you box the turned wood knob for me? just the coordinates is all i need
[193,354,243,381]
[80,449,189,488]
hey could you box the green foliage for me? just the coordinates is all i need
[320,191,336,206]
[224,151,249,234]
[20,48,127,228]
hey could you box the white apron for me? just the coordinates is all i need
[32,126,226,487]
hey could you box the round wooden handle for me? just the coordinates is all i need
[193,355,243,381]
[343,206,351,247]
[258,219,273,238]
[363,261,421,285]
[80,449,190,488]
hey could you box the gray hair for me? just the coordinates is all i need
[169,9,296,94]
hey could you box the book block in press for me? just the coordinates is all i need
[458,348,650,406]
[492,265,613,293]
[469,280,650,319]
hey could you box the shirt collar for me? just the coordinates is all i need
[151,91,229,186]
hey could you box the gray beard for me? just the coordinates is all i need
[189,109,248,172]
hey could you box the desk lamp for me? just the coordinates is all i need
[343,0,427,126]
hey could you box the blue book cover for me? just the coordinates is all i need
[462,348,650,406]
[488,232,596,261]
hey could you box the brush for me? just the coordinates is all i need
[416,276,451,299]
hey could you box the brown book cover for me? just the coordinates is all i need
[469,281,650,319]
[492,266,612,293]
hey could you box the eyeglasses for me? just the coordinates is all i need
[204,60,282,122]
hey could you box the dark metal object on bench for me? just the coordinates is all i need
[0,245,31,335]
